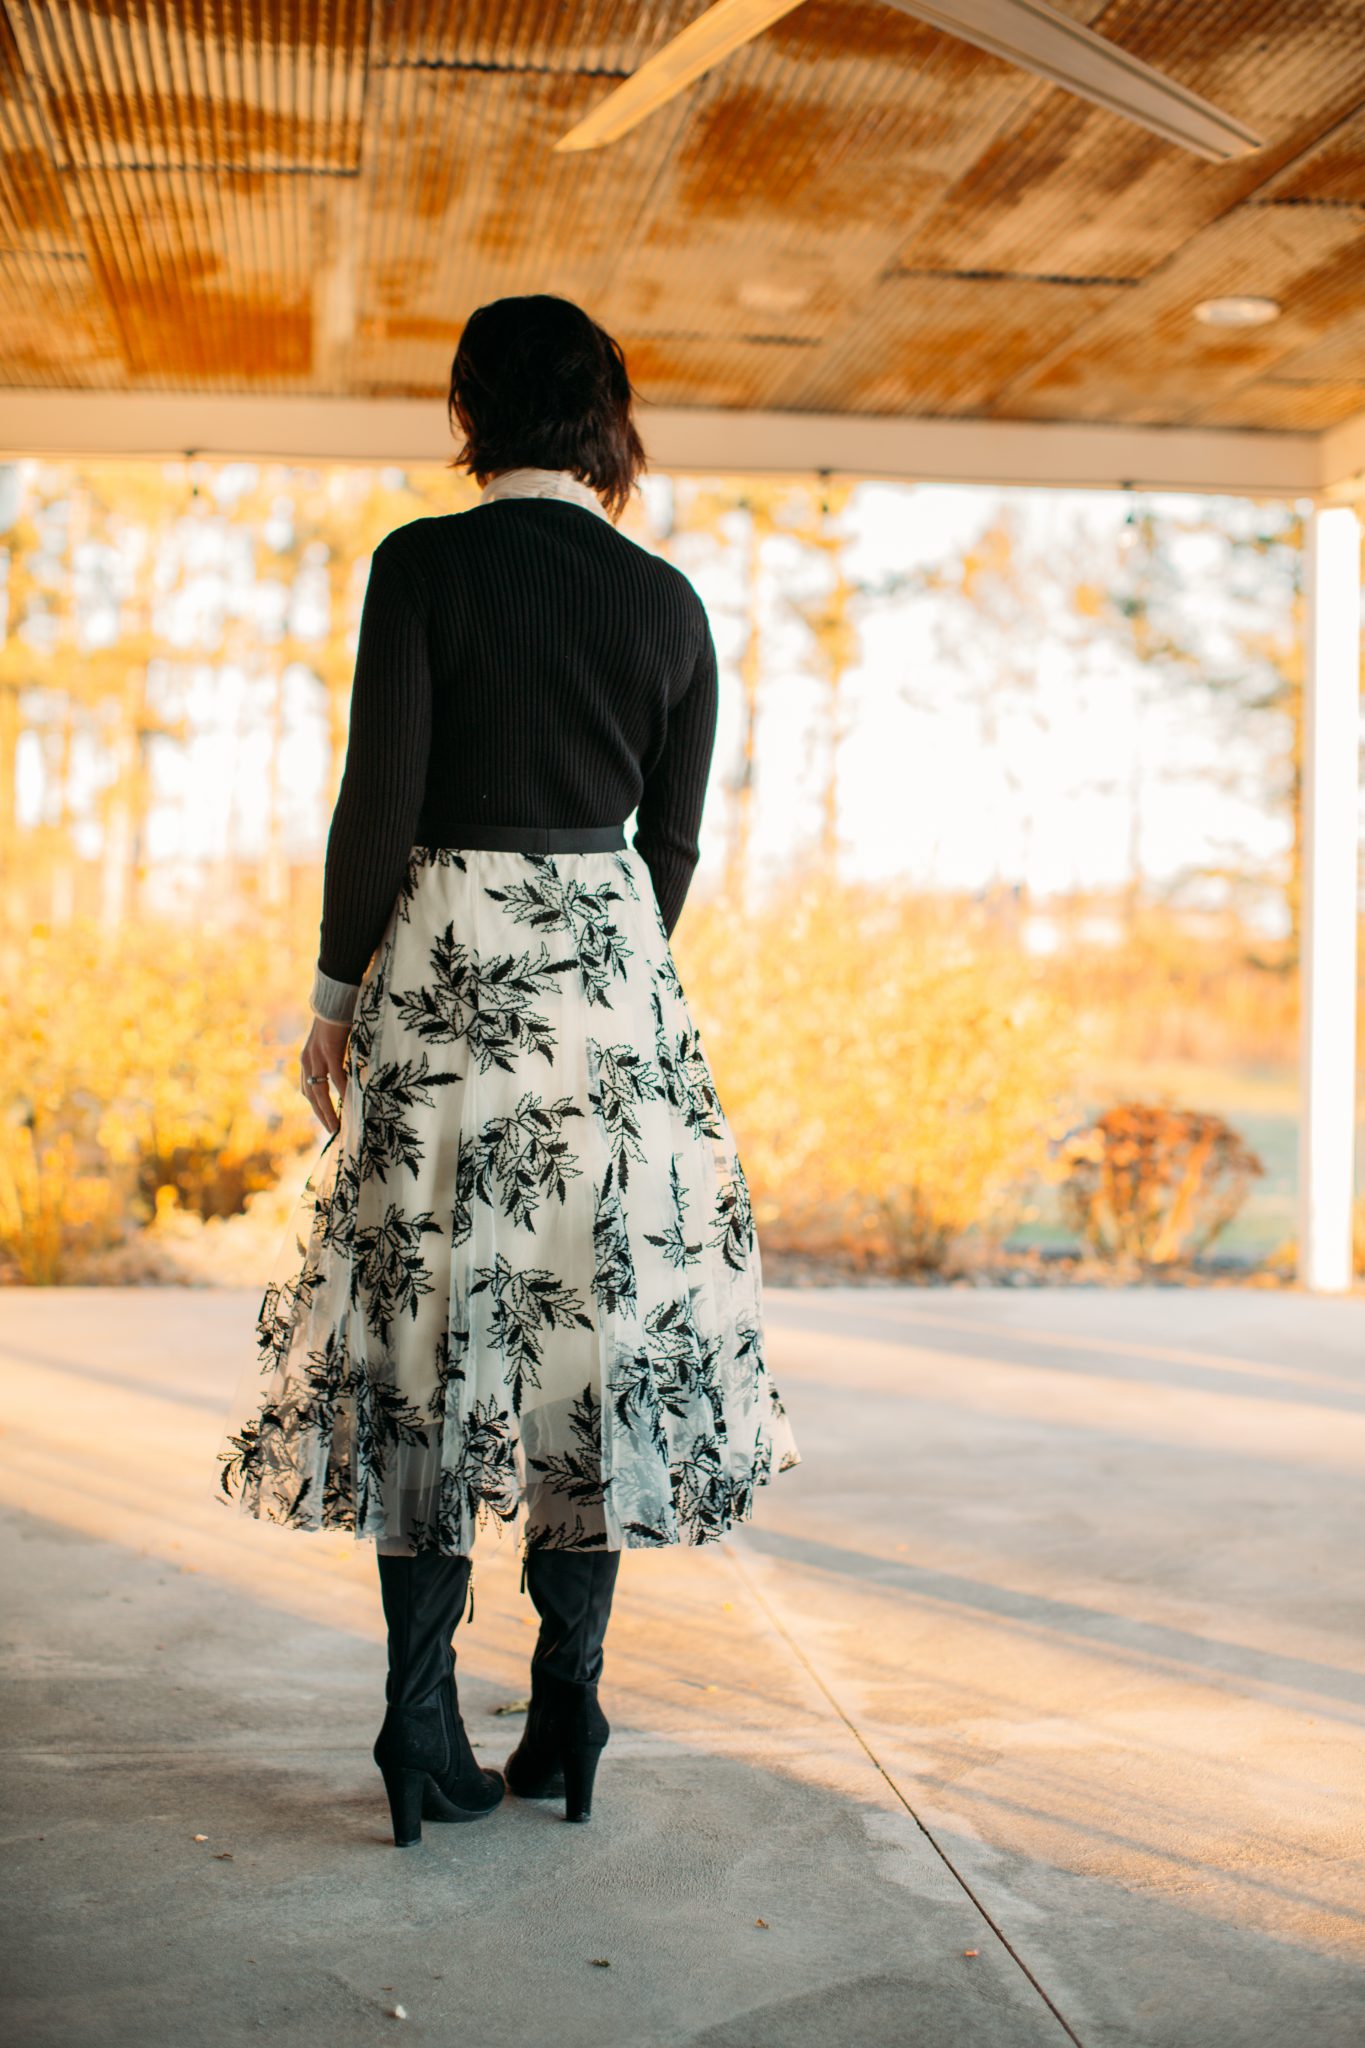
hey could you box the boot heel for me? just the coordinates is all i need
[563,1740,605,1823]
[379,1763,427,1847]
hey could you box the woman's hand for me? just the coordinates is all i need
[299,1017,352,1136]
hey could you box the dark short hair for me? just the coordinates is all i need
[447,294,646,521]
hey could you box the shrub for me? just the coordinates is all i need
[674,867,1082,1274]
[0,916,316,1283]
[1049,1102,1263,1268]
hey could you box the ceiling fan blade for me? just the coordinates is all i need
[882,0,1262,160]
[553,0,1262,163]
[552,0,807,152]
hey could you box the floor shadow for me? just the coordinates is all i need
[734,1525,1365,1716]
[0,1339,233,1414]
[764,1295,1365,1413]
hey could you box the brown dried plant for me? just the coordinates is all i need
[1048,1103,1264,1269]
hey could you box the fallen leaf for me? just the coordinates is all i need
[590,1959,611,1969]
[214,1852,234,1861]
[387,2005,407,2021]
[755,1919,768,1929]
[963,1949,979,1959]
[493,1699,531,1716]
[192,1834,208,1843]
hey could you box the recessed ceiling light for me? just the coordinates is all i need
[1193,296,1282,327]
[736,280,811,315]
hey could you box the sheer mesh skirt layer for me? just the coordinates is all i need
[215,841,799,1555]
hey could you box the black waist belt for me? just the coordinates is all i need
[417,820,627,854]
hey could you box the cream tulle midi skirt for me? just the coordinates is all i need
[214,835,799,1556]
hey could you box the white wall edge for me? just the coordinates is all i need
[1319,406,1365,503]
[0,390,1330,499]
[1298,504,1362,1295]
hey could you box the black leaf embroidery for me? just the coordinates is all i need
[587,1037,663,1192]
[470,1253,595,1416]
[393,924,577,1071]
[591,1158,637,1316]
[527,1382,606,1508]
[355,1054,461,1183]
[643,1153,703,1268]
[486,860,635,1008]
[472,1090,585,1228]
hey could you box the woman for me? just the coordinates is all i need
[215,293,800,1847]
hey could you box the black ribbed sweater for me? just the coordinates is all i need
[316,498,720,988]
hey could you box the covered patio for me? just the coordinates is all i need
[0,5,1362,2044]
[4,1282,1365,2044]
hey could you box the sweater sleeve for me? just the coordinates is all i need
[632,610,719,938]
[314,535,433,1004]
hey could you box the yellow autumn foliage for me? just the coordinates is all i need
[3,874,1087,1284]
[1,873,1312,1285]
[0,915,316,1283]
[673,865,1084,1273]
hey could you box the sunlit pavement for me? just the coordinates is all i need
[2,1286,1363,2048]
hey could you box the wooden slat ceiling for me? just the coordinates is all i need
[0,0,1361,432]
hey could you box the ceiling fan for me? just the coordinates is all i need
[552,0,1262,162]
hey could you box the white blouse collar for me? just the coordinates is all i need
[478,465,611,521]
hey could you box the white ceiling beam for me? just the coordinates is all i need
[643,407,1320,497]
[0,389,1327,499]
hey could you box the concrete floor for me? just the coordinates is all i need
[2,1286,1363,2048]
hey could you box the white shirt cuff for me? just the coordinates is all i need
[310,966,362,1024]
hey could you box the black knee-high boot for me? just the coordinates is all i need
[373,1551,505,1847]
[504,1547,620,1822]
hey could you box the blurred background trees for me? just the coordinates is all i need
[0,458,1356,1285]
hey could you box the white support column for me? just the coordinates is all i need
[1298,504,1362,1293]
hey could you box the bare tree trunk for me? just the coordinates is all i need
[262,661,288,909]
[50,700,76,925]
[99,697,137,935]
[726,512,763,906]
[0,679,20,926]
[818,565,854,873]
